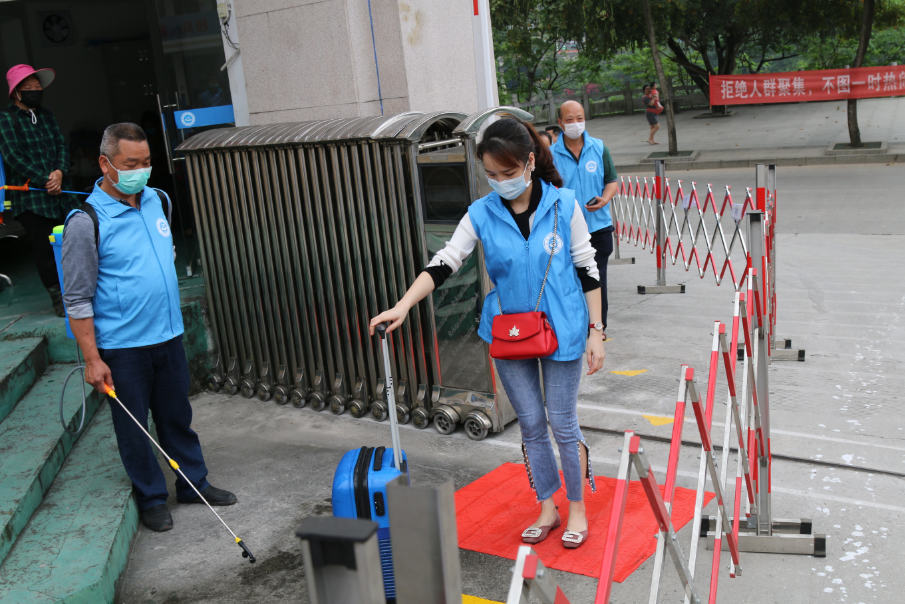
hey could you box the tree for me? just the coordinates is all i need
[849,0,876,147]
[641,0,678,155]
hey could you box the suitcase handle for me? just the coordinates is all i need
[376,323,404,472]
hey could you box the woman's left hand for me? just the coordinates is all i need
[586,334,605,375]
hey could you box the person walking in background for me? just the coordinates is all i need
[538,130,553,148]
[545,125,561,144]
[0,65,80,316]
[642,84,661,145]
[552,100,618,341]
[370,118,605,548]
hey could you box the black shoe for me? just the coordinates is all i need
[140,504,174,532]
[178,485,237,506]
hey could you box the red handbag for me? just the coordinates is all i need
[489,202,559,360]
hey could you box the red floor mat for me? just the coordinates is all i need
[455,463,714,581]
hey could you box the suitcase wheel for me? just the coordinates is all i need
[349,398,369,418]
[432,405,459,435]
[273,385,290,405]
[370,400,388,422]
[290,388,307,408]
[308,391,327,411]
[328,394,347,415]
[463,410,492,441]
[412,407,430,429]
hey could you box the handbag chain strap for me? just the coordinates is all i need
[497,200,558,315]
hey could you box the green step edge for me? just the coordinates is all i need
[0,338,46,425]
[0,406,138,604]
[0,366,102,563]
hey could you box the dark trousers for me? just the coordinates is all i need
[16,210,62,292]
[99,335,209,510]
[589,226,614,328]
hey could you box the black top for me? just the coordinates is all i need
[501,176,543,240]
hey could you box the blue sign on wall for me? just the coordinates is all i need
[174,105,235,130]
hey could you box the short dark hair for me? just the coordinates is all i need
[538,131,552,145]
[545,125,561,135]
[100,122,147,157]
[642,84,651,93]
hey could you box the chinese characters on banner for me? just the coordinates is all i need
[709,65,905,105]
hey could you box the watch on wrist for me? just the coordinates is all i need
[589,322,604,332]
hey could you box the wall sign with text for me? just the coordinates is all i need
[709,65,905,106]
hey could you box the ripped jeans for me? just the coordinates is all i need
[494,356,596,502]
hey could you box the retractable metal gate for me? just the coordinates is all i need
[176,107,532,439]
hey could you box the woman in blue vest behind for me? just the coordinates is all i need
[370,119,605,549]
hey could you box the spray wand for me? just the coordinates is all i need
[0,179,90,196]
[102,384,256,563]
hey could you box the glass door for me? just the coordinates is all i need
[146,0,236,279]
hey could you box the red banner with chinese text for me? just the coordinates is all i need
[709,65,905,105]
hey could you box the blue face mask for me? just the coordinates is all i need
[487,161,530,200]
[105,157,152,195]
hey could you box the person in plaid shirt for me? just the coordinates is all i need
[0,65,81,316]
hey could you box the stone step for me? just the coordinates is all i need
[0,337,46,425]
[0,405,137,604]
[0,365,101,563]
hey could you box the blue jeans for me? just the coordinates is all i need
[495,357,596,502]
[99,335,209,510]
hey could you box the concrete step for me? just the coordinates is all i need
[0,405,137,604]
[0,365,102,563]
[0,337,46,424]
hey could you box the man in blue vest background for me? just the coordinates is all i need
[551,100,619,340]
[61,123,236,532]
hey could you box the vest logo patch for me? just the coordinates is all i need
[543,232,564,255]
[156,218,171,238]
[585,160,598,173]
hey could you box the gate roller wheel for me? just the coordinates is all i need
[349,399,368,418]
[308,391,327,411]
[395,404,411,425]
[411,407,430,430]
[432,406,460,436]
[256,384,273,402]
[222,377,239,396]
[289,388,307,408]
[463,410,492,441]
[273,385,290,405]
[370,400,389,422]
[240,379,256,399]
[206,375,222,393]
[328,395,347,415]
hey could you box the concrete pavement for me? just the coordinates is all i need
[584,97,905,172]
[116,163,905,603]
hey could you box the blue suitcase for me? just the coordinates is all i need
[332,324,408,601]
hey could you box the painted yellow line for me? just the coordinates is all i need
[462,596,503,604]
[642,414,676,427]
[609,369,648,377]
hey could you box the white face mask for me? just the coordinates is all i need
[562,121,585,139]
[487,161,531,200]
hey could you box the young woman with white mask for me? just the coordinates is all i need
[370,119,605,549]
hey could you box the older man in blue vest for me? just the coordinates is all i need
[61,123,235,533]
[551,100,619,340]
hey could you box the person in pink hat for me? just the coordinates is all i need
[0,64,80,316]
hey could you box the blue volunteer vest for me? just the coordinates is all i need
[551,131,613,233]
[471,180,589,362]
[64,181,183,349]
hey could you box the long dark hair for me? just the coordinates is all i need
[476,118,563,188]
